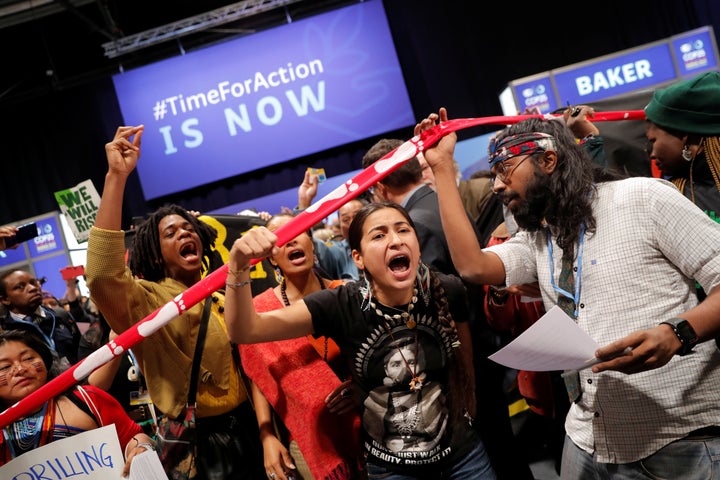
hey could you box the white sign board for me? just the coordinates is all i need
[0,424,124,479]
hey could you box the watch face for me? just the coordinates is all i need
[676,320,698,344]
[665,318,698,355]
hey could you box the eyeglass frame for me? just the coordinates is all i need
[490,154,532,185]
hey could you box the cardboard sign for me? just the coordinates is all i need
[54,180,101,243]
[0,424,124,479]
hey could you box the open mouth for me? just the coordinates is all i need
[288,249,306,265]
[180,242,199,260]
[388,254,410,273]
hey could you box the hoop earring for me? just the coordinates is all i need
[682,145,693,162]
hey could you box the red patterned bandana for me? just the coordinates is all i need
[489,132,556,167]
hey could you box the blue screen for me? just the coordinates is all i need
[28,215,65,259]
[112,0,414,199]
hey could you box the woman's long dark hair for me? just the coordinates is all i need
[493,118,622,251]
[128,205,217,281]
[348,202,475,434]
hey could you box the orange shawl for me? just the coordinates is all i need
[239,286,361,480]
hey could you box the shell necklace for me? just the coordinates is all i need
[368,288,419,329]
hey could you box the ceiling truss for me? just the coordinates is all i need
[101,0,301,58]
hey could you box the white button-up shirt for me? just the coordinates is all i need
[487,177,720,463]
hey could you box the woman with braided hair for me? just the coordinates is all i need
[645,71,720,222]
[645,71,720,303]
[225,202,496,479]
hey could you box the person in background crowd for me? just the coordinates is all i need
[419,107,720,479]
[224,202,497,479]
[482,220,569,475]
[330,198,366,281]
[0,269,81,366]
[0,329,155,476]
[296,170,364,281]
[240,213,361,480]
[416,152,495,226]
[86,125,265,480]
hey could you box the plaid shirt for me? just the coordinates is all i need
[487,177,720,463]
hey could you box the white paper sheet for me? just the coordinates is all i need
[129,449,169,480]
[488,305,600,371]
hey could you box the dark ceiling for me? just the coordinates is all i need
[0,0,355,105]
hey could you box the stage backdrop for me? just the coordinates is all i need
[112,0,414,200]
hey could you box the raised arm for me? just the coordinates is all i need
[94,125,144,230]
[224,226,314,344]
[416,108,506,285]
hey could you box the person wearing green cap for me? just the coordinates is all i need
[645,70,720,303]
[645,70,720,223]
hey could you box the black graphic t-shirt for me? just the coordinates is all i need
[304,273,478,472]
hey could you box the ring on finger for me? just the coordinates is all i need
[341,388,352,399]
[268,473,277,479]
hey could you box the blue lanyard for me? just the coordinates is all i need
[547,223,585,318]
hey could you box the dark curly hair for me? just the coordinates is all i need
[128,205,218,281]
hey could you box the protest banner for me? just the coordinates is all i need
[54,180,101,243]
[0,424,124,479]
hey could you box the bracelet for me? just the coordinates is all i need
[226,279,252,288]
[228,266,250,276]
[136,442,156,451]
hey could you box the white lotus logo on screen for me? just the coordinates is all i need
[535,85,546,95]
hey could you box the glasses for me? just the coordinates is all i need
[490,155,530,185]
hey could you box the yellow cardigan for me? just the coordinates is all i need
[85,227,245,419]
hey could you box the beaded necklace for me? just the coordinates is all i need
[280,270,328,361]
[3,399,54,459]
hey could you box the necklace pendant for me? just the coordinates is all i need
[409,377,422,391]
[405,317,416,329]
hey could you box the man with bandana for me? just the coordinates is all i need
[419,108,720,480]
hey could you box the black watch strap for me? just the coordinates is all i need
[660,317,698,356]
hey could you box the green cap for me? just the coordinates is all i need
[644,71,720,135]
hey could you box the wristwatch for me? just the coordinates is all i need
[660,317,698,356]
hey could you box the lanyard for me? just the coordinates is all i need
[547,223,585,318]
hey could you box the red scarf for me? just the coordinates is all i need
[240,287,361,480]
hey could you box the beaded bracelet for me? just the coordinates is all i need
[226,279,252,288]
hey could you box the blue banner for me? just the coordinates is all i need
[112,1,414,199]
